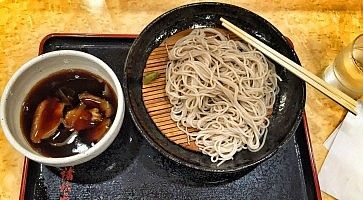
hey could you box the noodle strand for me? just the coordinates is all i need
[165,28,279,166]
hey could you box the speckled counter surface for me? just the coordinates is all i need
[0,1,362,199]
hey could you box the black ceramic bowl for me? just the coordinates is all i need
[123,2,305,173]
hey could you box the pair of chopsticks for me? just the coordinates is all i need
[220,17,358,115]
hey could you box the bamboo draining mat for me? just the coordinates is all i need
[142,28,241,152]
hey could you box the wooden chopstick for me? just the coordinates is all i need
[220,17,358,115]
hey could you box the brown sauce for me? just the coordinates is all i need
[21,69,117,158]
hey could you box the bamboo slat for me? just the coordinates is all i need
[142,30,200,151]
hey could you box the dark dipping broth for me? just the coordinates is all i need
[21,69,117,158]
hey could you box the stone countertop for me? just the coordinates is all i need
[0,0,362,199]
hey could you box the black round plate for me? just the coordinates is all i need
[123,2,305,173]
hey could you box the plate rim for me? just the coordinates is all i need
[123,2,306,173]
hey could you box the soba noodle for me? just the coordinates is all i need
[165,28,280,166]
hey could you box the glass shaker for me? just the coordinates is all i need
[323,34,363,99]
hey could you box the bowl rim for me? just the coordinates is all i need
[123,2,305,172]
[0,50,125,167]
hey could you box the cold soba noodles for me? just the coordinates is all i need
[165,28,280,165]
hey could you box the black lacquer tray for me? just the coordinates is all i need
[20,34,321,200]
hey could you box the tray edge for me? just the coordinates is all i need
[38,33,138,54]
[302,112,322,200]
